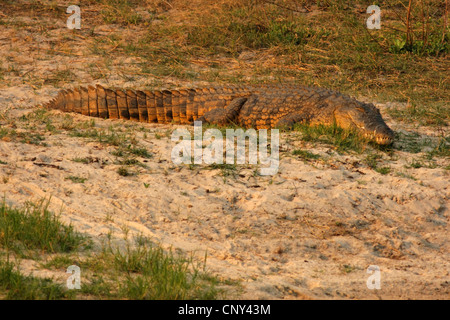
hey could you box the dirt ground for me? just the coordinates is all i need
[0,1,448,299]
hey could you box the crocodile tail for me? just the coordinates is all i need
[44,85,177,123]
[44,85,249,124]
[44,85,108,118]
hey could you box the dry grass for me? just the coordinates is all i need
[0,1,447,111]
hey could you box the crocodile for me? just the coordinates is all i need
[42,84,394,145]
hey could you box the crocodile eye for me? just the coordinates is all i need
[356,107,365,113]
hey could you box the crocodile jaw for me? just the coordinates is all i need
[335,103,394,145]
[362,130,394,145]
[357,117,395,145]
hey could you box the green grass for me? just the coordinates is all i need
[0,127,46,146]
[72,157,91,164]
[396,171,417,180]
[117,166,132,176]
[65,176,87,183]
[341,264,359,274]
[388,103,449,126]
[70,127,152,169]
[99,0,144,26]
[375,166,391,175]
[126,145,153,158]
[292,123,372,153]
[0,199,226,300]
[73,237,222,299]
[0,259,74,300]
[292,149,321,160]
[187,12,313,55]
[364,153,392,175]
[44,69,76,86]
[205,163,237,177]
[428,136,450,158]
[72,157,104,165]
[104,242,218,299]
[406,159,424,169]
[395,131,449,158]
[365,153,383,169]
[111,144,153,159]
[0,199,90,255]
[70,128,127,146]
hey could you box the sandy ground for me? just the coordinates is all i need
[0,87,448,299]
[0,1,448,300]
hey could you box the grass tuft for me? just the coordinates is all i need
[0,259,74,300]
[0,199,90,255]
[292,123,371,153]
[106,242,218,299]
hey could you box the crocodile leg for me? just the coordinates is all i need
[275,112,310,129]
[196,97,248,126]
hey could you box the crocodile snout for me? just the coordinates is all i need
[362,124,394,145]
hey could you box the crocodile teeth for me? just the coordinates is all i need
[375,136,393,145]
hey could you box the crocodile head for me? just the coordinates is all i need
[334,102,394,145]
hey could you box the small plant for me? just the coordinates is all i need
[128,146,153,158]
[375,166,391,175]
[206,163,237,177]
[119,158,139,166]
[407,159,424,169]
[341,264,358,274]
[65,176,87,183]
[117,166,131,176]
[365,153,382,170]
[72,157,94,164]
[396,172,417,180]
[292,149,321,160]
[364,153,391,175]
[112,144,153,160]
